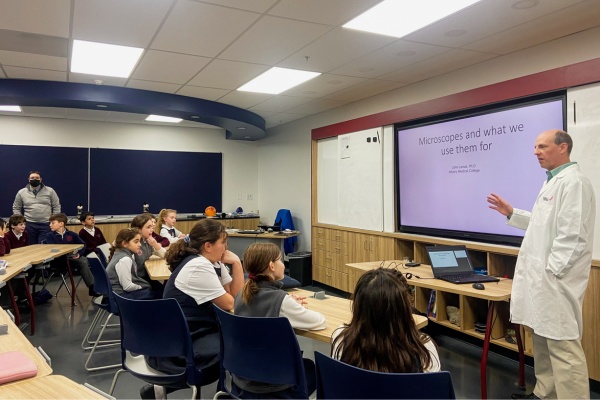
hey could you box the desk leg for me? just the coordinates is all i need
[66,259,76,307]
[514,323,525,390]
[481,301,496,400]
[7,281,21,326]
[23,277,35,335]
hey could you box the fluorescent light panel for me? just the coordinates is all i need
[237,67,321,94]
[0,105,22,112]
[146,115,182,123]
[71,40,144,78]
[343,0,482,38]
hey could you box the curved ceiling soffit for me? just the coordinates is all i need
[0,79,266,140]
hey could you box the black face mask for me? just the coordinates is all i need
[29,179,41,187]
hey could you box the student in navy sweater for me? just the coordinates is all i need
[4,215,29,250]
[78,212,107,256]
[43,213,99,297]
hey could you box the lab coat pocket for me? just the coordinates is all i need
[531,202,553,227]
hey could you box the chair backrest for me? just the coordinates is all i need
[97,243,112,265]
[113,294,194,361]
[87,256,117,313]
[212,305,308,397]
[314,351,456,399]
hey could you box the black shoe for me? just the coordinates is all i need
[139,384,155,399]
[88,288,102,297]
[511,393,539,399]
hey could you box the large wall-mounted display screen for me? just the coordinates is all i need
[395,94,565,245]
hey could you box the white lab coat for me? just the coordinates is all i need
[508,164,595,340]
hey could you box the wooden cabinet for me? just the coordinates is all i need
[312,227,349,292]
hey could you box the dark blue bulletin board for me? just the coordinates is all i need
[89,148,222,215]
[0,144,89,217]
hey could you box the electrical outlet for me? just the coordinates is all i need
[237,193,242,200]
[247,194,253,200]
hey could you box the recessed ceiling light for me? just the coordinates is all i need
[243,136,251,139]
[445,29,467,37]
[237,67,321,95]
[71,39,144,78]
[237,127,246,130]
[512,0,539,10]
[343,0,482,38]
[0,105,22,112]
[190,115,200,119]
[146,115,182,123]
[96,104,108,108]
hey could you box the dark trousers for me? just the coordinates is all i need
[26,221,51,244]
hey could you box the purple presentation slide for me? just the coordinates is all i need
[397,99,564,238]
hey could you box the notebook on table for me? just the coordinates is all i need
[425,245,499,284]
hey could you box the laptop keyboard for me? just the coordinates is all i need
[442,273,498,283]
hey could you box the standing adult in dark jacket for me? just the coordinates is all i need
[12,171,61,244]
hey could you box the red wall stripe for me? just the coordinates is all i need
[312,57,600,140]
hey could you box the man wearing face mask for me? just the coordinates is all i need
[13,171,61,244]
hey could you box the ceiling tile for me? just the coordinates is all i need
[0,0,71,37]
[177,86,231,101]
[0,29,68,58]
[283,73,366,98]
[324,79,407,102]
[403,0,584,48]
[4,66,67,81]
[68,72,127,86]
[219,16,332,64]
[73,0,173,47]
[249,95,312,113]
[217,91,274,109]
[380,49,497,83]
[152,0,260,57]
[126,80,182,94]
[330,40,450,79]
[0,50,67,71]
[268,0,381,26]
[198,0,278,13]
[277,27,396,72]
[264,112,308,127]
[187,59,270,89]
[131,50,211,84]
[464,1,600,54]
[287,98,349,115]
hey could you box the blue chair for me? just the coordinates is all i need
[109,294,219,399]
[213,305,310,399]
[83,255,121,371]
[314,351,456,399]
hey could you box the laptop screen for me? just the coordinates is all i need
[425,245,474,276]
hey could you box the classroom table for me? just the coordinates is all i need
[0,307,52,379]
[145,256,171,281]
[0,375,108,399]
[1,244,84,332]
[287,288,428,343]
[346,261,523,399]
[226,230,300,260]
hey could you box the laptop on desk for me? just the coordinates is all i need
[425,245,499,284]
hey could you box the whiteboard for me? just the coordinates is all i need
[567,82,600,259]
[317,137,339,225]
[337,128,383,231]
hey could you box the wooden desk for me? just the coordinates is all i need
[346,261,522,399]
[226,231,300,260]
[1,244,84,330]
[0,375,108,399]
[288,289,427,343]
[0,308,52,378]
[145,257,171,281]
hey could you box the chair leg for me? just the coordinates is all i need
[81,308,104,349]
[66,259,76,307]
[7,281,21,326]
[84,313,120,371]
[189,383,198,400]
[109,369,127,395]
[21,277,36,335]
[82,309,120,351]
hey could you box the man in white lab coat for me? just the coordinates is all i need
[488,129,595,399]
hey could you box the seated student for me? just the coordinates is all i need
[106,228,158,300]
[4,215,28,250]
[233,242,326,398]
[42,213,99,297]
[0,218,8,256]
[78,211,107,256]
[332,268,440,373]
[141,219,244,400]
[130,213,167,294]
[157,208,186,244]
